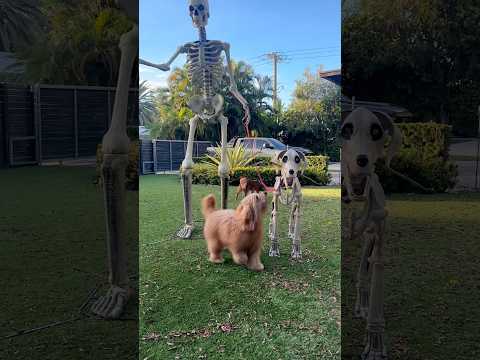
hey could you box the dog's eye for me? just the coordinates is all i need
[295,156,300,163]
[341,123,354,140]
[189,5,194,11]
[370,123,383,141]
[198,4,204,11]
[282,155,288,163]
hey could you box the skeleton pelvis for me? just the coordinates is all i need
[188,94,223,120]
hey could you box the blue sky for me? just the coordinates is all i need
[140,0,340,105]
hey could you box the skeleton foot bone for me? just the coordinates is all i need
[91,285,130,319]
[177,224,194,239]
[362,329,387,360]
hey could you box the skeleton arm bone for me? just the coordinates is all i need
[222,42,251,134]
[139,45,186,71]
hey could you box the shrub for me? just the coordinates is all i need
[192,155,330,187]
[96,141,139,190]
[376,123,457,193]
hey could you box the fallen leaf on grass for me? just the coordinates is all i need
[219,323,235,333]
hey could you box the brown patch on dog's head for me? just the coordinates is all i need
[236,192,267,231]
[239,176,248,190]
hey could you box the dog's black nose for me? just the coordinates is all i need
[289,169,295,175]
[356,155,369,168]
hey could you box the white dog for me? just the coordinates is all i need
[268,148,307,259]
[341,107,402,360]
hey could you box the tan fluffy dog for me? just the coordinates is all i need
[202,192,267,271]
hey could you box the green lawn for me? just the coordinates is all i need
[139,175,341,360]
[342,193,480,360]
[0,166,138,359]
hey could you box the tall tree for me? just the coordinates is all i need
[343,0,480,134]
[0,0,43,52]
[17,0,133,86]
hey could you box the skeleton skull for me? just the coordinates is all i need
[189,0,209,28]
[341,107,401,198]
[274,149,306,187]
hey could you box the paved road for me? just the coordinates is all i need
[328,162,341,186]
[450,138,480,190]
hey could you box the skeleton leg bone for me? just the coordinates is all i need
[288,202,296,239]
[362,221,387,360]
[290,194,302,259]
[268,181,281,257]
[355,229,375,319]
[290,179,302,259]
[177,115,200,239]
[91,24,138,319]
[218,114,230,209]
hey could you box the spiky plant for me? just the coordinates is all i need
[202,146,259,176]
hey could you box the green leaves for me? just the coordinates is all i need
[201,146,259,176]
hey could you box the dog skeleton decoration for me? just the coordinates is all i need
[140,0,250,239]
[91,0,138,319]
[341,107,402,359]
[268,149,307,259]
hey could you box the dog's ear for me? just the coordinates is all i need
[373,111,402,168]
[237,202,257,232]
[341,110,352,126]
[272,150,287,166]
[296,150,307,173]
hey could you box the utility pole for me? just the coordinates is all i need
[266,52,285,112]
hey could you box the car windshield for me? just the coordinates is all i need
[269,138,287,150]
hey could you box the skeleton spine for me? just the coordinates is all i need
[198,26,212,98]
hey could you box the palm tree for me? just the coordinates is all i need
[0,0,43,52]
[139,80,157,126]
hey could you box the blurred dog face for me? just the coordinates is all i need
[341,108,386,177]
[235,192,267,231]
[273,149,306,186]
[341,107,402,198]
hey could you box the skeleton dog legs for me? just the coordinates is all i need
[362,221,387,360]
[290,193,302,259]
[177,115,199,239]
[268,183,281,257]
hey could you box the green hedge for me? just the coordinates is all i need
[376,123,457,193]
[192,155,330,187]
[96,142,139,190]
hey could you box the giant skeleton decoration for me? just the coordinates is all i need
[91,0,138,319]
[140,0,251,239]
[268,149,307,259]
[341,107,402,359]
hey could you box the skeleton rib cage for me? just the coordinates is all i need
[185,40,224,98]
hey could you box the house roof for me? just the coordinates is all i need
[319,69,341,86]
[341,95,413,118]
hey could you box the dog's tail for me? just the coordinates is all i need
[202,194,216,217]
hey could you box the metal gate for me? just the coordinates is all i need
[0,83,138,166]
[141,139,212,174]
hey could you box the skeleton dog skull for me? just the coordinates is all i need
[341,107,401,201]
[189,0,209,28]
[273,148,307,187]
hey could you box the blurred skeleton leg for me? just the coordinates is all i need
[91,22,138,319]
[218,114,230,209]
